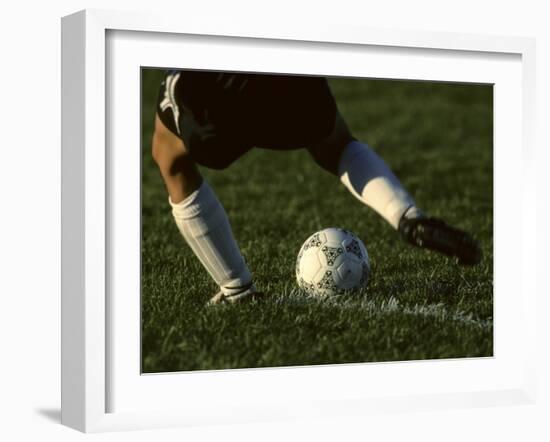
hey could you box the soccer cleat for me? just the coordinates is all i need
[208,285,265,305]
[398,216,482,265]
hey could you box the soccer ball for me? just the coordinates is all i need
[295,227,370,297]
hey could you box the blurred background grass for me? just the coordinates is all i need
[141,69,493,372]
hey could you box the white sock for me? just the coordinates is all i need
[338,140,421,229]
[170,181,255,298]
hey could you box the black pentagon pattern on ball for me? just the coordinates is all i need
[346,239,363,260]
[321,245,344,266]
[303,233,323,252]
[317,269,337,291]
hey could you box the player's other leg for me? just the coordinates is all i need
[307,112,481,265]
[151,114,258,303]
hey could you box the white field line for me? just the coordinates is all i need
[277,293,493,330]
[371,297,493,330]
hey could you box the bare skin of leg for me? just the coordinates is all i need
[151,114,202,203]
[307,111,355,175]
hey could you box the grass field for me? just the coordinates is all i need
[141,69,493,373]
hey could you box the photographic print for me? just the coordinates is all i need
[140,68,493,373]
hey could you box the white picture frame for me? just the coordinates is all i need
[61,9,537,433]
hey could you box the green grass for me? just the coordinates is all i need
[141,69,493,372]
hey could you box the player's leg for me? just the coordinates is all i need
[308,112,421,228]
[152,114,258,303]
[308,111,481,265]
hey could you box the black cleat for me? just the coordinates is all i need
[398,216,482,265]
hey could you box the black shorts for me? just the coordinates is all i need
[156,70,338,169]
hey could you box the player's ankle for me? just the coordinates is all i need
[220,280,256,301]
[209,281,257,304]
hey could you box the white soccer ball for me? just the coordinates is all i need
[295,227,370,297]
